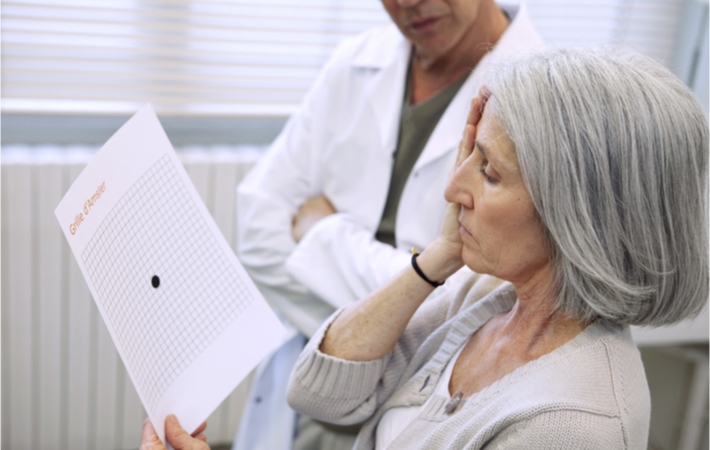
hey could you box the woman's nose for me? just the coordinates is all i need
[445,164,475,210]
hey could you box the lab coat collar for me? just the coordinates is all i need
[414,3,543,171]
[353,25,411,151]
[351,24,408,70]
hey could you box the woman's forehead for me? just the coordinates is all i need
[477,107,518,172]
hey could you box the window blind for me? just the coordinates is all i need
[0,0,692,118]
[526,0,686,65]
[1,0,391,116]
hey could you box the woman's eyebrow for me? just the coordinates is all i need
[475,140,489,159]
[475,140,513,173]
[475,140,501,166]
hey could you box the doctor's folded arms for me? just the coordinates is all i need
[286,48,709,450]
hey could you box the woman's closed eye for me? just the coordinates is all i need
[473,143,500,184]
[480,162,499,184]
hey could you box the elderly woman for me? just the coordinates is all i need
[285,48,708,450]
[139,48,707,450]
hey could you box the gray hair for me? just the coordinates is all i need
[487,48,708,326]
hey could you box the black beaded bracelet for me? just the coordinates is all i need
[411,251,444,288]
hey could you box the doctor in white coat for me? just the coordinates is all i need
[233,2,543,449]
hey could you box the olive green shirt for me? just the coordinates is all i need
[375,62,468,246]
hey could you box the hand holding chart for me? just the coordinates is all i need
[54,105,287,446]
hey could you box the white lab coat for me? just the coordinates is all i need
[233,4,543,450]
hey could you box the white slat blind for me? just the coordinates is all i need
[525,0,686,65]
[0,0,690,117]
[1,0,390,116]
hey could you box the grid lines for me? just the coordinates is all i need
[82,155,252,412]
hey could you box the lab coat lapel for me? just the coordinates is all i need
[412,46,508,173]
[351,26,411,153]
[412,74,474,172]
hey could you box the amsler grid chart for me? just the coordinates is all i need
[56,105,286,444]
[82,155,252,412]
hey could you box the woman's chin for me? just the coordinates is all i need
[461,248,490,276]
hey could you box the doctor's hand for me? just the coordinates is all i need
[140,415,209,450]
[292,194,336,243]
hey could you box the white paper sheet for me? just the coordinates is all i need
[54,105,288,446]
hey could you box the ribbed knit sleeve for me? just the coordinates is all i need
[483,409,627,449]
[286,312,390,425]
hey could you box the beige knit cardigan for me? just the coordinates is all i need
[287,271,651,449]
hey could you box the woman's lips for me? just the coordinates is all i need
[459,222,473,238]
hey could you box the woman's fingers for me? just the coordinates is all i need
[466,96,483,128]
[455,87,492,170]
[440,201,464,247]
[140,419,166,450]
[468,85,491,129]
[165,415,210,450]
[454,121,477,174]
[140,416,210,450]
[191,422,207,438]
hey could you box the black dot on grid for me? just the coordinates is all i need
[151,275,160,288]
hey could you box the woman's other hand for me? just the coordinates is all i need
[291,194,336,243]
[424,91,491,278]
[454,89,489,170]
[140,415,209,450]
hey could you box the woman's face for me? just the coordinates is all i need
[445,105,553,288]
